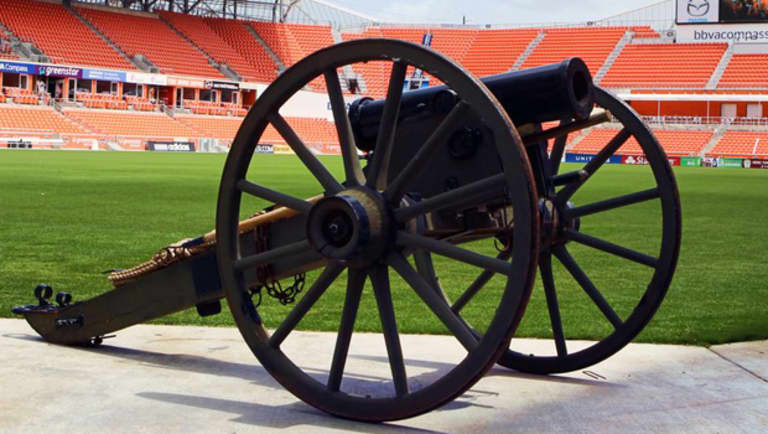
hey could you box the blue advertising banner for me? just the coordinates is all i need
[0,60,36,74]
[565,153,624,164]
[83,68,127,82]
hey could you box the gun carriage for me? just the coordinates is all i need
[13,39,681,422]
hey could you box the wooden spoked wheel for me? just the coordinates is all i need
[216,39,539,421]
[438,86,682,374]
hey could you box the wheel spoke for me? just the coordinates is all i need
[566,188,660,219]
[237,179,312,213]
[540,253,567,357]
[397,231,513,277]
[556,128,631,205]
[369,263,408,396]
[366,60,408,190]
[393,173,506,223]
[553,246,623,329]
[413,250,443,297]
[549,120,570,175]
[268,113,343,194]
[324,68,364,187]
[388,252,479,351]
[564,229,658,268]
[234,239,311,272]
[385,102,470,203]
[327,268,366,392]
[451,251,510,313]
[269,262,345,348]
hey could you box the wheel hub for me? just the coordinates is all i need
[307,187,391,265]
[540,198,580,248]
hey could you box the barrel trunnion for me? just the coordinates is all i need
[13,38,681,422]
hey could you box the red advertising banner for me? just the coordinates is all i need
[622,155,649,165]
[743,159,768,169]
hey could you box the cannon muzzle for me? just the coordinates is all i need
[349,57,594,151]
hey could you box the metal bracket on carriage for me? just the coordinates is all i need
[11,284,75,315]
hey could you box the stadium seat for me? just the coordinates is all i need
[203,17,279,83]
[601,43,727,89]
[0,0,134,70]
[572,128,712,156]
[75,6,223,78]
[521,27,628,75]
[709,131,768,157]
[718,54,768,89]
[62,108,201,139]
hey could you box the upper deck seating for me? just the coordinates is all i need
[717,54,768,89]
[76,6,222,78]
[522,27,627,75]
[601,43,727,89]
[0,0,133,69]
[204,17,278,83]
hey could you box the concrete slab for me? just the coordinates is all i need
[0,318,766,433]
[711,341,768,383]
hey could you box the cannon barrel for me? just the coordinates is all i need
[349,57,594,151]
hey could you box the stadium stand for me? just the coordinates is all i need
[521,27,628,75]
[571,128,713,156]
[75,6,222,78]
[0,104,87,134]
[709,131,768,157]
[717,54,768,89]
[175,114,243,141]
[253,22,336,91]
[158,11,261,82]
[0,0,134,70]
[2,87,39,105]
[630,26,660,39]
[62,109,197,138]
[601,43,727,89]
[462,29,540,77]
[204,17,279,83]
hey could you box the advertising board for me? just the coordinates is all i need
[146,141,196,152]
[677,0,768,24]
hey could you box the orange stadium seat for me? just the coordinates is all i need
[0,0,134,70]
[204,17,279,83]
[62,109,200,139]
[252,22,336,91]
[159,11,264,82]
[718,54,768,89]
[75,6,222,78]
[572,128,712,157]
[463,29,540,77]
[601,43,727,88]
[709,131,768,157]
[0,104,86,134]
[522,27,628,75]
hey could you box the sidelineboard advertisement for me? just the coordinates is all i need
[146,141,195,152]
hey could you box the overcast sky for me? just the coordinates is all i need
[328,0,665,25]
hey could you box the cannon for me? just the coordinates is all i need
[13,39,681,422]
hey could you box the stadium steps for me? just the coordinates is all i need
[594,30,631,84]
[0,22,47,62]
[511,30,545,71]
[701,125,728,157]
[157,14,241,82]
[706,43,735,90]
[64,4,136,70]
[245,23,286,73]
[330,27,364,91]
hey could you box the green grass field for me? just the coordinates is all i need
[1,150,766,346]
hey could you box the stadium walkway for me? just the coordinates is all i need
[0,318,765,433]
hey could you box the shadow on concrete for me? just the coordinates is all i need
[137,392,444,432]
